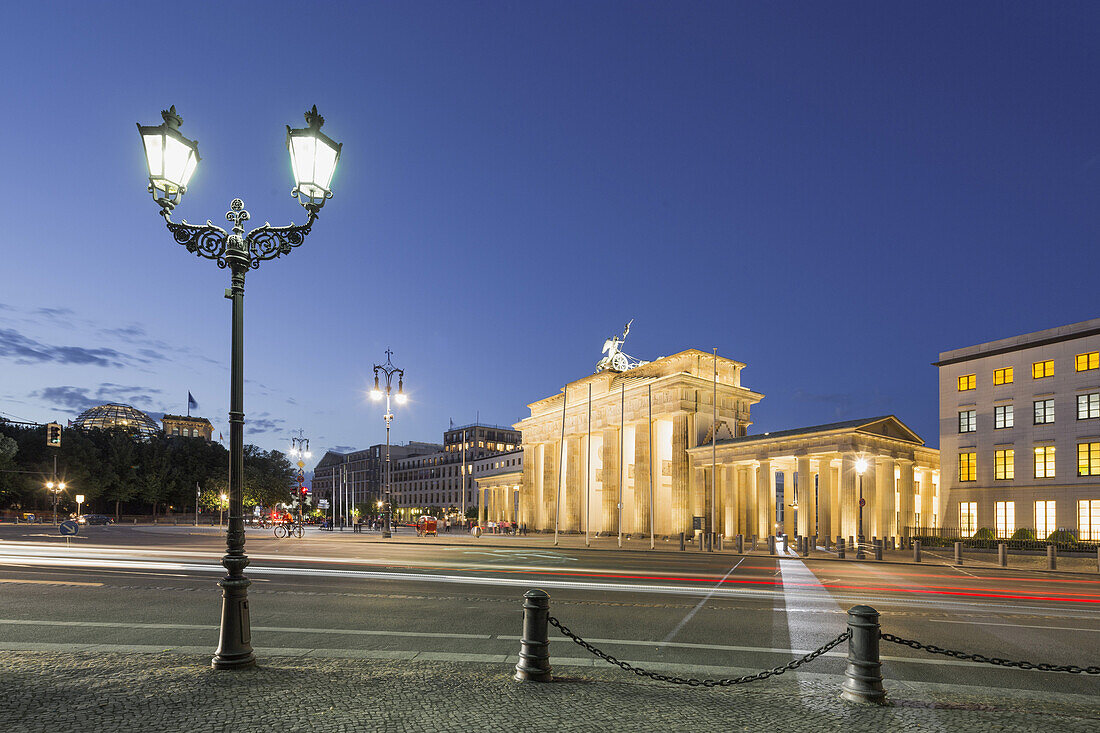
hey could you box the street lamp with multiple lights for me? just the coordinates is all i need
[855,457,868,559]
[45,480,66,525]
[288,434,312,530]
[370,349,406,539]
[137,104,342,670]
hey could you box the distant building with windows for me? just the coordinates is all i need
[312,442,441,509]
[391,422,522,515]
[936,318,1100,541]
[162,414,214,441]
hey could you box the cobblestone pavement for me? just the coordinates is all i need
[2,651,1097,732]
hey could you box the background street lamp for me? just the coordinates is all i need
[219,492,228,528]
[371,349,406,539]
[45,480,66,525]
[855,457,868,559]
[75,494,84,520]
[288,433,312,531]
[137,104,341,670]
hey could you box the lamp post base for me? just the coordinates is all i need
[211,575,255,670]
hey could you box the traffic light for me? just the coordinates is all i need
[46,423,62,448]
[300,486,308,496]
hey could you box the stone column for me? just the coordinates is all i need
[478,487,488,525]
[542,441,559,532]
[756,460,772,537]
[744,465,757,537]
[520,445,537,528]
[817,459,832,537]
[796,457,812,537]
[565,436,582,531]
[601,427,620,534]
[723,465,737,538]
[633,422,651,536]
[860,460,876,538]
[875,457,896,539]
[917,467,932,529]
[671,413,690,535]
[897,459,914,537]
[840,454,857,539]
[781,469,795,538]
[692,466,706,536]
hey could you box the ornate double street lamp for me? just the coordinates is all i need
[370,349,406,539]
[288,433,312,529]
[137,104,341,670]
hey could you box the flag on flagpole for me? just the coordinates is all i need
[187,391,198,416]
[219,432,224,442]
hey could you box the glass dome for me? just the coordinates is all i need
[73,403,161,438]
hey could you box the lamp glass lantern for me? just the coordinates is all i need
[137,106,200,209]
[286,105,342,210]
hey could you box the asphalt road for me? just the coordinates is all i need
[0,524,1097,698]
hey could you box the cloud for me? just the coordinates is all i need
[0,327,154,368]
[329,445,358,454]
[247,412,286,434]
[33,383,165,415]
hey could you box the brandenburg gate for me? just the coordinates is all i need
[514,333,939,541]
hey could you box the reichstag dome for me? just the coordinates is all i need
[73,403,161,438]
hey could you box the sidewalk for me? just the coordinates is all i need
[302,528,1100,575]
[2,649,1097,732]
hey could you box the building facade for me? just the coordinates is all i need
[936,318,1100,540]
[312,442,441,510]
[162,414,214,441]
[390,423,522,514]
[515,348,939,539]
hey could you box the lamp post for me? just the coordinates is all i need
[370,349,406,539]
[288,433,312,532]
[855,458,868,559]
[137,104,342,670]
[45,480,66,525]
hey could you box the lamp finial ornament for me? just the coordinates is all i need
[161,105,182,129]
[304,105,325,130]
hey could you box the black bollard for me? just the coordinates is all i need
[837,537,845,559]
[1047,544,1057,570]
[717,534,723,551]
[873,539,882,561]
[840,605,886,705]
[698,532,705,551]
[514,589,552,682]
[913,539,921,563]
[680,531,685,551]
[768,535,777,555]
[998,543,1007,567]
[954,541,963,566]
[751,534,758,551]
[824,536,831,551]
[735,534,744,553]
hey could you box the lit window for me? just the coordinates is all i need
[1033,399,1054,425]
[994,449,1014,480]
[994,404,1014,429]
[1033,446,1056,478]
[995,501,1015,538]
[1035,500,1056,538]
[1077,442,1100,476]
[1075,352,1099,372]
[958,452,976,482]
[959,502,978,537]
[1078,393,1100,420]
[958,410,976,433]
[1032,360,1054,379]
[957,374,976,391]
[1079,500,1100,541]
[993,367,1013,385]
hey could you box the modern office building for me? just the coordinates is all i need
[312,442,441,510]
[936,318,1100,540]
[162,414,214,441]
[390,422,522,515]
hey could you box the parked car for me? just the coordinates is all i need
[78,514,114,525]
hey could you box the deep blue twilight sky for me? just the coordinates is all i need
[2,2,1098,468]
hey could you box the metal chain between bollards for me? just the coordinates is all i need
[880,632,1100,675]
[546,616,850,686]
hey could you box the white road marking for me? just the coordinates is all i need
[928,618,1100,633]
[661,557,744,644]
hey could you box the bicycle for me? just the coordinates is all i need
[273,522,303,539]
